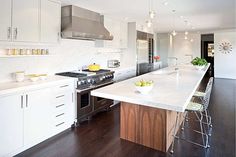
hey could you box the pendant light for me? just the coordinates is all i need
[146,20,153,28]
[171,10,177,36]
[149,0,156,19]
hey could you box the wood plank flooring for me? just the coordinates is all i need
[16,78,236,157]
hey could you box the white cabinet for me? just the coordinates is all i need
[40,0,61,43]
[52,82,75,134]
[24,88,54,146]
[104,17,128,49]
[12,0,39,42]
[0,0,61,44]
[0,0,12,41]
[0,94,24,157]
[0,79,75,156]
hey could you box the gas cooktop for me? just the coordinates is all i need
[56,69,112,78]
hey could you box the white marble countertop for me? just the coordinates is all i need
[0,76,75,97]
[91,64,210,112]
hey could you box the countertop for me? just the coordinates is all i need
[91,64,210,112]
[0,76,75,97]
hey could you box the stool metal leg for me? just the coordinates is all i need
[181,112,187,131]
[170,112,179,154]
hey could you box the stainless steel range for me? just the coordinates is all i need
[56,69,114,122]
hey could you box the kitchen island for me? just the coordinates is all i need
[91,64,210,152]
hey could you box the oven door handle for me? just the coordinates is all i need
[76,81,115,93]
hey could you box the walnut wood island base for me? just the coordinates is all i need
[120,102,184,152]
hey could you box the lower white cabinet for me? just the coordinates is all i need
[24,88,54,147]
[0,80,75,157]
[0,94,24,157]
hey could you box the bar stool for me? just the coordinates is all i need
[170,77,213,154]
[193,77,214,132]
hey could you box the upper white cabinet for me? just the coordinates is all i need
[0,0,61,44]
[104,17,128,49]
[40,0,61,43]
[0,0,12,41]
[0,94,24,157]
[12,0,39,42]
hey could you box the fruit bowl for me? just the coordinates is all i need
[135,80,154,94]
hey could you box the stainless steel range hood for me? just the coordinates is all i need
[61,5,113,40]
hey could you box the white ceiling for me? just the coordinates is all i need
[61,0,236,33]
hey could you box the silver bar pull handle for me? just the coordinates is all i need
[13,28,17,40]
[72,93,74,103]
[7,27,11,40]
[60,85,69,88]
[56,122,65,127]
[56,113,65,117]
[56,95,64,98]
[26,94,28,107]
[56,104,65,108]
[57,32,60,42]
[21,95,23,108]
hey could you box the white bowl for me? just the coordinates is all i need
[39,75,47,80]
[29,76,39,82]
[194,65,205,70]
[135,85,154,95]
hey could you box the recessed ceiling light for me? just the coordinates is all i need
[184,36,188,40]
[190,39,194,42]
[180,16,184,19]
[163,1,168,5]
[185,31,189,35]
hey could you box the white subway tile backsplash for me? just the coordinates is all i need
[0,39,122,82]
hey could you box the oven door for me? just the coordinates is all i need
[76,88,93,119]
[92,82,114,111]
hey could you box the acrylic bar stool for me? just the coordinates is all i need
[170,77,213,154]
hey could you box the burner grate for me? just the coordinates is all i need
[56,72,87,78]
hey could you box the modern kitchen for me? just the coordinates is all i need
[0,0,235,157]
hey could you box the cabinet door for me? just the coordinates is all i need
[0,94,24,156]
[0,0,12,41]
[24,88,54,146]
[12,0,39,42]
[40,0,61,43]
[120,21,128,48]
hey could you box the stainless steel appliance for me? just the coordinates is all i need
[136,31,154,76]
[61,5,113,41]
[107,60,120,68]
[56,69,114,122]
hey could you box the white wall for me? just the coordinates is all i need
[156,32,201,67]
[171,33,201,64]
[214,30,236,79]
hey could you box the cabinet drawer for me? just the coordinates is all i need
[53,83,73,94]
[54,103,66,114]
[54,112,66,124]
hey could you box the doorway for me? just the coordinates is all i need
[201,34,214,77]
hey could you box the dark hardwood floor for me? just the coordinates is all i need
[16,78,236,157]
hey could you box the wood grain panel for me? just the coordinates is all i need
[120,102,139,142]
[138,106,166,151]
[120,102,184,152]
